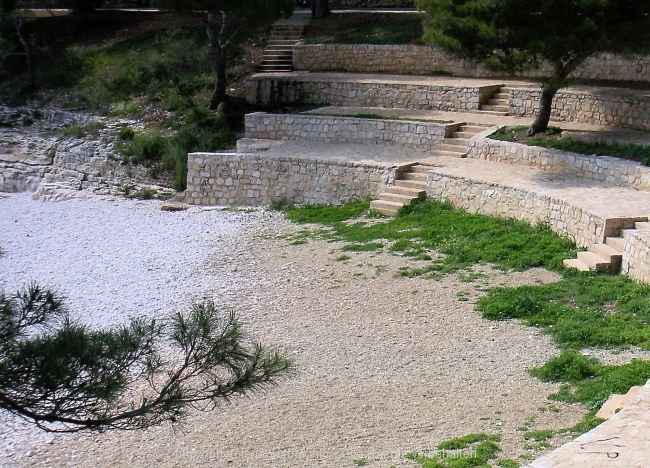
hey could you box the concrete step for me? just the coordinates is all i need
[492,92,509,100]
[260,59,293,65]
[258,66,293,72]
[563,258,591,272]
[452,131,479,139]
[385,186,425,199]
[605,236,626,252]
[458,125,487,133]
[379,192,418,204]
[435,149,467,158]
[267,39,301,45]
[481,104,510,112]
[262,51,293,57]
[473,110,509,116]
[265,45,295,50]
[395,179,427,190]
[635,221,650,229]
[442,138,468,147]
[437,143,467,153]
[402,172,427,181]
[577,251,611,271]
[488,98,509,106]
[408,164,436,173]
[370,199,402,216]
[589,243,623,263]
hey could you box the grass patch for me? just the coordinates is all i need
[407,433,501,467]
[476,274,650,350]
[303,12,425,45]
[531,350,650,410]
[283,200,577,277]
[490,126,650,166]
[53,121,106,138]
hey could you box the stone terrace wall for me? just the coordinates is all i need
[623,229,650,283]
[294,44,650,82]
[185,152,394,206]
[426,170,607,247]
[509,88,650,131]
[246,75,501,111]
[468,138,650,191]
[244,113,450,151]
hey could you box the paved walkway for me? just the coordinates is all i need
[305,106,650,146]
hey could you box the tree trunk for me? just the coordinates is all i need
[526,82,559,136]
[14,18,35,94]
[311,0,329,19]
[206,12,228,109]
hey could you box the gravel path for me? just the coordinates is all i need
[0,193,594,467]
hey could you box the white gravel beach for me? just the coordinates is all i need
[0,193,591,467]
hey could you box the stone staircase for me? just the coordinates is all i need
[476,86,511,116]
[370,164,432,216]
[563,220,650,272]
[258,25,305,72]
[438,124,488,157]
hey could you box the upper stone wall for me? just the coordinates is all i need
[294,44,650,83]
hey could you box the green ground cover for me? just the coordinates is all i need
[280,199,650,459]
[303,12,425,45]
[490,126,650,166]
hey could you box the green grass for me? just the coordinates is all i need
[53,121,106,138]
[530,350,650,410]
[476,274,650,350]
[407,434,502,468]
[303,13,425,45]
[490,126,650,165]
[283,200,577,277]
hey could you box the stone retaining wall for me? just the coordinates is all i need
[246,75,501,111]
[294,44,650,82]
[509,88,650,131]
[185,152,395,206]
[244,113,451,150]
[426,170,607,247]
[622,229,650,286]
[468,138,650,191]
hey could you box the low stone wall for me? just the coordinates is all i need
[246,75,501,111]
[509,88,650,131]
[468,138,650,191]
[244,113,452,151]
[623,229,650,285]
[294,44,650,83]
[185,152,395,206]
[426,170,607,247]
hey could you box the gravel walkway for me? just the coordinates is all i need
[1,193,594,467]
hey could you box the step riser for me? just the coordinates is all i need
[380,194,418,204]
[395,180,427,189]
[385,187,425,199]
[605,236,626,252]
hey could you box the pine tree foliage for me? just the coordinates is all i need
[0,283,293,432]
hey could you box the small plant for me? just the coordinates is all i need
[336,254,351,262]
[267,198,293,212]
[353,459,367,466]
[119,126,135,140]
[134,187,157,200]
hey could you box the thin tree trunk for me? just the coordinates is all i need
[526,82,559,136]
[311,0,329,19]
[14,18,35,94]
[206,12,228,109]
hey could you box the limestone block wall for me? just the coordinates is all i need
[244,113,449,151]
[185,152,395,206]
[509,88,650,131]
[426,171,606,247]
[293,44,650,83]
[622,230,650,283]
[246,76,501,111]
[468,138,650,191]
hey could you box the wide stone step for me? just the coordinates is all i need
[489,98,509,105]
[379,192,418,204]
[408,164,436,173]
[265,46,294,52]
[635,221,650,229]
[473,110,509,116]
[437,143,467,153]
[385,186,425,199]
[589,243,623,263]
[260,59,293,65]
[458,125,487,133]
[435,149,467,158]
[402,172,427,181]
[577,251,611,271]
[258,66,293,72]
[443,138,468,147]
[370,199,402,216]
[395,179,427,190]
[605,236,626,252]
[563,258,590,272]
[452,131,479,139]
[492,92,509,100]
[481,104,510,112]
[267,39,301,45]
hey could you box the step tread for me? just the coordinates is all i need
[395,180,427,189]
[452,131,479,138]
[605,236,626,251]
[435,150,467,158]
[379,193,418,203]
[385,186,425,196]
[577,251,611,269]
[437,143,467,152]
[481,104,510,111]
[635,221,650,229]
[402,172,427,180]
[489,98,509,105]
[589,243,623,260]
[473,110,509,116]
[563,258,591,272]
[408,164,436,173]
